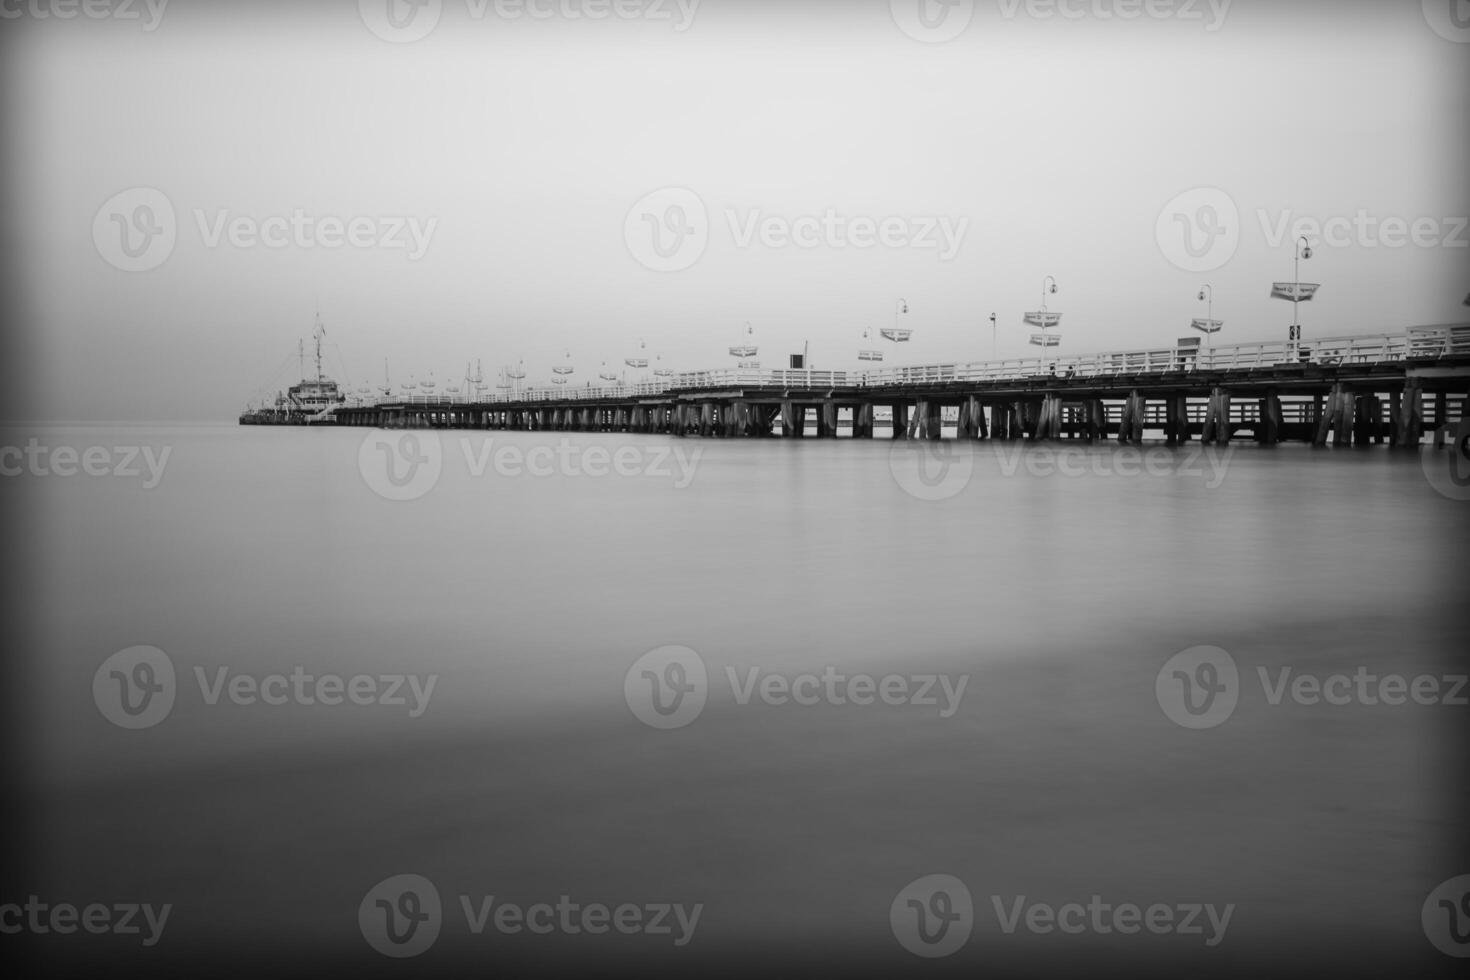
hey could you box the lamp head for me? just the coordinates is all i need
[1302,245,1313,260]
[1198,289,1206,301]
[1048,283,1058,294]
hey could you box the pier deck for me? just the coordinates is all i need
[331,326,1470,447]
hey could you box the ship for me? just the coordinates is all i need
[238,315,348,425]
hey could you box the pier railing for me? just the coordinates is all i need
[342,324,1469,408]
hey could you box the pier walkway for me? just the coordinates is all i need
[334,325,1470,447]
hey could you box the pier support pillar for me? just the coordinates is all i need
[1330,389,1352,447]
[1352,395,1372,447]
[1083,399,1100,444]
[1037,394,1062,441]
[819,402,837,438]
[1261,391,1282,446]
[1314,384,1340,448]
[890,403,908,439]
[1201,389,1220,445]
[958,397,984,439]
[1396,381,1423,448]
[922,401,942,440]
[1118,392,1143,445]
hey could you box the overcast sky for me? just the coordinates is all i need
[3,0,1467,421]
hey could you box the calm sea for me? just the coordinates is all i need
[5,423,1466,976]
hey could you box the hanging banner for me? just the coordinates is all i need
[1191,319,1224,333]
[1024,312,1063,329]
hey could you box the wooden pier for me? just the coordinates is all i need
[332,327,1470,447]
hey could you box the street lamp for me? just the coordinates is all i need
[1271,236,1319,361]
[882,298,912,342]
[728,322,757,359]
[1193,284,1223,362]
[1024,277,1062,358]
[989,312,997,361]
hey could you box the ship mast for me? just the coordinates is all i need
[314,313,325,383]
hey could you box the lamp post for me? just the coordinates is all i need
[1024,277,1062,364]
[1193,284,1223,364]
[1271,237,1318,361]
[728,322,757,360]
[989,312,997,361]
[1294,237,1311,352]
[881,299,912,344]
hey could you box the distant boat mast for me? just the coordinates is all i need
[313,313,327,383]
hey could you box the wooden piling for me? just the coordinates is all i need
[1119,392,1144,445]
[1263,390,1282,446]
[1313,384,1338,448]
[1397,381,1423,447]
[1201,389,1219,445]
[819,402,837,438]
[890,402,908,440]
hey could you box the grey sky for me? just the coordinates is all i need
[4,0,1467,421]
